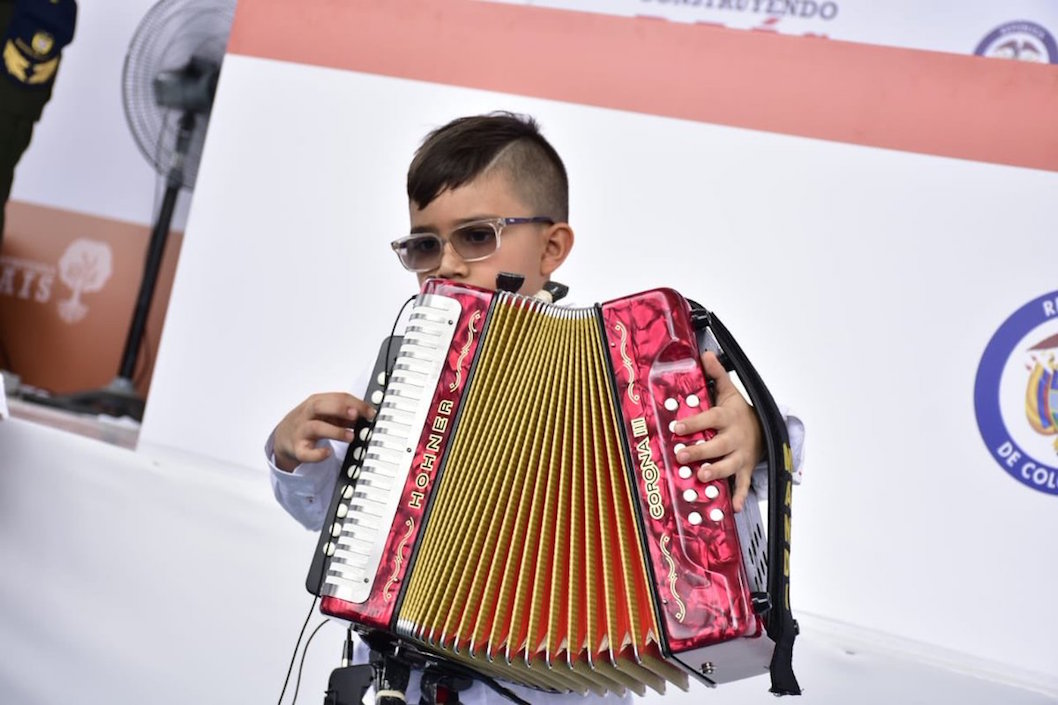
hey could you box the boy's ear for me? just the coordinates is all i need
[540,223,575,277]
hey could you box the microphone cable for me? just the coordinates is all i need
[291,618,333,705]
[277,292,418,705]
[276,596,320,705]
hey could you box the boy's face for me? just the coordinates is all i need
[406,171,571,295]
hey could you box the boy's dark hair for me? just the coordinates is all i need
[407,112,569,222]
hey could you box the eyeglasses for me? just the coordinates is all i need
[390,216,555,273]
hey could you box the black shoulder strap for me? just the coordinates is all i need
[690,304,801,696]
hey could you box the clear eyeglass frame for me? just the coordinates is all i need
[390,216,555,272]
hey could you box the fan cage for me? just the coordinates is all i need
[122,0,237,190]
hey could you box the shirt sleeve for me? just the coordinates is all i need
[751,404,805,496]
[266,367,375,530]
[265,429,345,531]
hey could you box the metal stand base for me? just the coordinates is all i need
[22,376,145,421]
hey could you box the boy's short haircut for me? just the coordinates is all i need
[407,112,569,222]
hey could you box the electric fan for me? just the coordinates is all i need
[33,0,236,420]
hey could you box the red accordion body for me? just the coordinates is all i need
[313,280,774,695]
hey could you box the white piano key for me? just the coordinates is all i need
[339,528,376,543]
[318,292,461,605]
[387,381,428,397]
[394,361,436,375]
[403,336,442,349]
[391,370,429,384]
[329,559,370,575]
[324,583,366,603]
[360,466,398,481]
[333,541,372,558]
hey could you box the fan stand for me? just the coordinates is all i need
[25,111,196,422]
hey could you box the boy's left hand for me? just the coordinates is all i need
[672,351,763,512]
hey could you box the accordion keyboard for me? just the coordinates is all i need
[321,294,461,603]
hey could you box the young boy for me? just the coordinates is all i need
[266,113,804,702]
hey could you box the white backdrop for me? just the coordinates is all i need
[137,52,1058,686]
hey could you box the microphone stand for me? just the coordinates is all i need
[22,111,196,421]
[325,633,474,705]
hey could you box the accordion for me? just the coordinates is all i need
[306,279,799,697]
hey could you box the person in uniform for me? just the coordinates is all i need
[0,0,77,245]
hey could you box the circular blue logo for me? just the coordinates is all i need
[974,291,1058,495]
[974,20,1058,63]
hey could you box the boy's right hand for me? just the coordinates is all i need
[273,393,377,472]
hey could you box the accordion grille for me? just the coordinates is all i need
[397,299,686,696]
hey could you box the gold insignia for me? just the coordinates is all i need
[3,38,59,85]
[384,517,415,601]
[659,534,686,622]
[3,40,29,81]
[449,310,481,392]
[29,56,59,85]
[614,321,640,404]
[32,32,54,57]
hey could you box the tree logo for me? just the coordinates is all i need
[56,239,113,324]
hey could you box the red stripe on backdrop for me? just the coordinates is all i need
[228,0,1058,172]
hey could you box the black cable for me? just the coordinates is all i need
[276,594,319,705]
[291,618,332,705]
[287,292,418,705]
[382,293,418,383]
[342,624,354,667]
[481,678,531,705]
[420,658,531,705]
[308,294,418,599]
